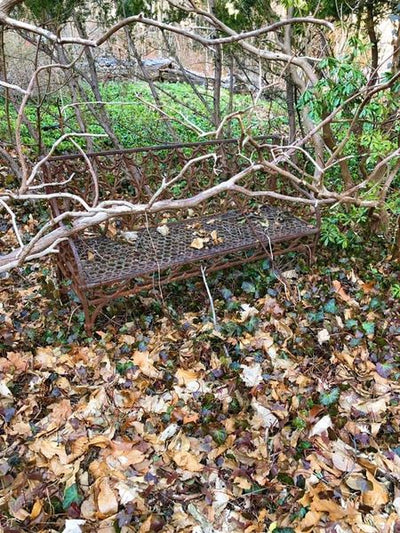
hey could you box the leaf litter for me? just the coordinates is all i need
[1,249,400,532]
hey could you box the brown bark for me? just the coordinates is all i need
[393,218,400,260]
[365,2,379,85]
[213,43,222,128]
[284,7,296,146]
[73,15,122,149]
[392,23,400,76]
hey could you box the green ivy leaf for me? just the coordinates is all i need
[319,387,340,407]
[211,429,227,445]
[324,299,337,314]
[62,483,81,510]
[277,473,294,486]
[241,281,256,294]
[362,322,375,335]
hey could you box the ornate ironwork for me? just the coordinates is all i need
[44,137,320,332]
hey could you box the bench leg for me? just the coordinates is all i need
[71,286,104,335]
[56,266,70,304]
[310,234,319,264]
[83,302,106,335]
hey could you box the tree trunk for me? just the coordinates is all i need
[55,44,93,152]
[74,14,122,149]
[213,43,222,129]
[393,217,400,260]
[365,2,379,85]
[284,7,296,146]
[128,28,179,142]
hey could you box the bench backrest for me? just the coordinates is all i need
[43,136,318,230]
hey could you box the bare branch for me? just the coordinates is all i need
[0,198,23,247]
[25,133,106,190]
[0,79,28,94]
[97,15,333,50]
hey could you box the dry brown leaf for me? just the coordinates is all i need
[345,473,371,492]
[299,509,322,530]
[110,443,145,466]
[34,347,56,369]
[331,449,356,472]
[317,328,330,344]
[48,399,72,425]
[301,484,347,521]
[132,351,160,378]
[138,515,153,533]
[156,225,170,237]
[234,477,252,490]
[190,237,207,249]
[0,380,12,397]
[176,368,198,385]
[210,230,223,244]
[0,351,30,373]
[96,478,118,518]
[173,451,204,472]
[361,471,389,508]
[309,415,332,437]
[332,280,351,302]
[361,281,376,294]
[357,396,388,416]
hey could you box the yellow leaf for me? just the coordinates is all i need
[30,499,42,520]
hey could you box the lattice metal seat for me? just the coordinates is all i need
[73,206,318,289]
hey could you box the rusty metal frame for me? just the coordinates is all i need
[44,137,320,332]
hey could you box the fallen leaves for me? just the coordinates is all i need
[2,254,400,532]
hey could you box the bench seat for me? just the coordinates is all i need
[71,206,318,289]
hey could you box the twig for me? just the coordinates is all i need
[201,265,217,327]
[201,265,231,360]
[0,198,23,247]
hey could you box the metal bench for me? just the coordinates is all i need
[45,138,320,332]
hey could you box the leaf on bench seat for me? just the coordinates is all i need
[210,230,223,245]
[121,231,139,243]
[156,225,170,237]
[190,237,209,249]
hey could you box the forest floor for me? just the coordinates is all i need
[1,238,400,533]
